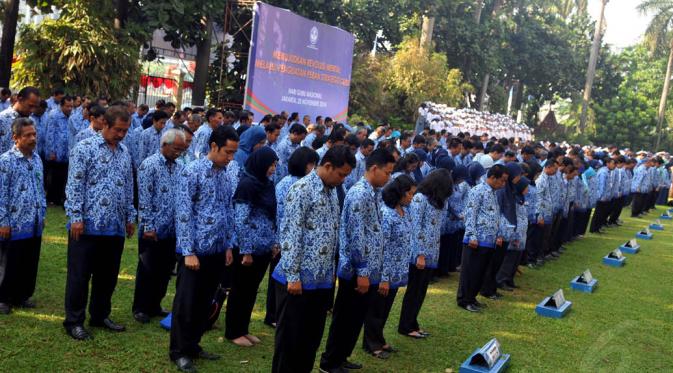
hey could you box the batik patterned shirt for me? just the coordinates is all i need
[463,182,501,248]
[410,193,445,268]
[45,109,71,162]
[381,205,412,288]
[137,152,183,239]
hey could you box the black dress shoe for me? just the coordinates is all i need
[158,309,170,317]
[343,360,362,369]
[497,283,514,292]
[17,299,36,308]
[484,293,503,300]
[0,303,11,315]
[473,300,487,309]
[459,304,481,313]
[174,357,197,373]
[90,318,126,332]
[133,312,151,324]
[197,350,221,360]
[67,325,93,341]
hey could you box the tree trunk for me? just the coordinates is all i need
[419,15,435,54]
[114,0,129,30]
[473,0,484,23]
[192,19,213,107]
[0,0,20,88]
[478,73,490,110]
[579,0,608,134]
[656,43,673,150]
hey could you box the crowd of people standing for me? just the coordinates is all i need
[0,85,671,373]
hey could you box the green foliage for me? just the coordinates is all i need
[13,1,140,98]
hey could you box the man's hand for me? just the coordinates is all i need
[70,222,84,241]
[272,244,280,259]
[287,281,302,295]
[49,153,56,161]
[142,230,157,241]
[242,254,253,266]
[496,237,504,247]
[126,223,135,239]
[416,255,426,270]
[356,276,370,294]
[468,240,478,249]
[185,255,200,271]
[537,216,544,227]
[225,249,233,266]
[0,226,10,240]
[378,281,390,297]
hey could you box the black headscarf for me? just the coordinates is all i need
[497,162,523,225]
[233,146,279,220]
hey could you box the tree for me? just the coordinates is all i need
[0,0,20,87]
[638,0,673,149]
[12,1,141,98]
[579,0,608,134]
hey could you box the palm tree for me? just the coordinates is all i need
[639,0,673,150]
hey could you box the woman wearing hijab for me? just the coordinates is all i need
[412,148,430,180]
[496,176,530,290]
[522,162,542,269]
[226,146,279,347]
[435,156,457,277]
[233,125,267,169]
[466,161,486,187]
[392,153,421,181]
[480,162,520,299]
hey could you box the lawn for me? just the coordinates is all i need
[1,206,672,372]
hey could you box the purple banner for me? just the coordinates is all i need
[243,2,355,123]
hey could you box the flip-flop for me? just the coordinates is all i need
[419,330,431,337]
[404,332,426,339]
[382,345,397,353]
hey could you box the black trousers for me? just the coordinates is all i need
[398,265,432,334]
[169,253,225,361]
[0,237,41,304]
[590,201,609,233]
[574,209,591,236]
[549,213,562,252]
[46,161,68,205]
[272,281,332,373]
[631,193,646,216]
[526,224,542,263]
[264,253,281,325]
[63,235,124,328]
[132,237,176,316]
[448,229,464,272]
[457,245,493,307]
[481,242,507,296]
[321,277,375,369]
[541,222,554,256]
[363,287,398,353]
[225,249,271,340]
[555,217,568,247]
[496,249,523,287]
[437,234,451,276]
[608,197,625,224]
[648,190,658,210]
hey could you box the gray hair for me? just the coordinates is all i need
[160,128,186,147]
[12,117,34,136]
[189,114,203,126]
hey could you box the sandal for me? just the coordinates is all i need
[382,345,397,353]
[404,331,426,339]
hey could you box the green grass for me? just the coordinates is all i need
[1,206,673,372]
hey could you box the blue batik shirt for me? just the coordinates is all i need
[381,205,412,289]
[30,113,48,157]
[122,126,142,169]
[552,171,564,214]
[0,107,20,154]
[0,147,46,240]
[234,202,277,256]
[595,167,611,202]
[175,158,234,257]
[275,175,300,228]
[138,126,163,164]
[344,150,366,190]
[463,182,501,248]
[442,181,470,234]
[272,170,341,290]
[65,136,136,236]
[525,185,538,223]
[45,109,71,162]
[337,178,384,284]
[74,126,98,145]
[535,173,554,223]
[631,164,647,193]
[273,137,301,184]
[68,110,88,150]
[189,124,214,160]
[137,152,183,239]
[410,193,445,268]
